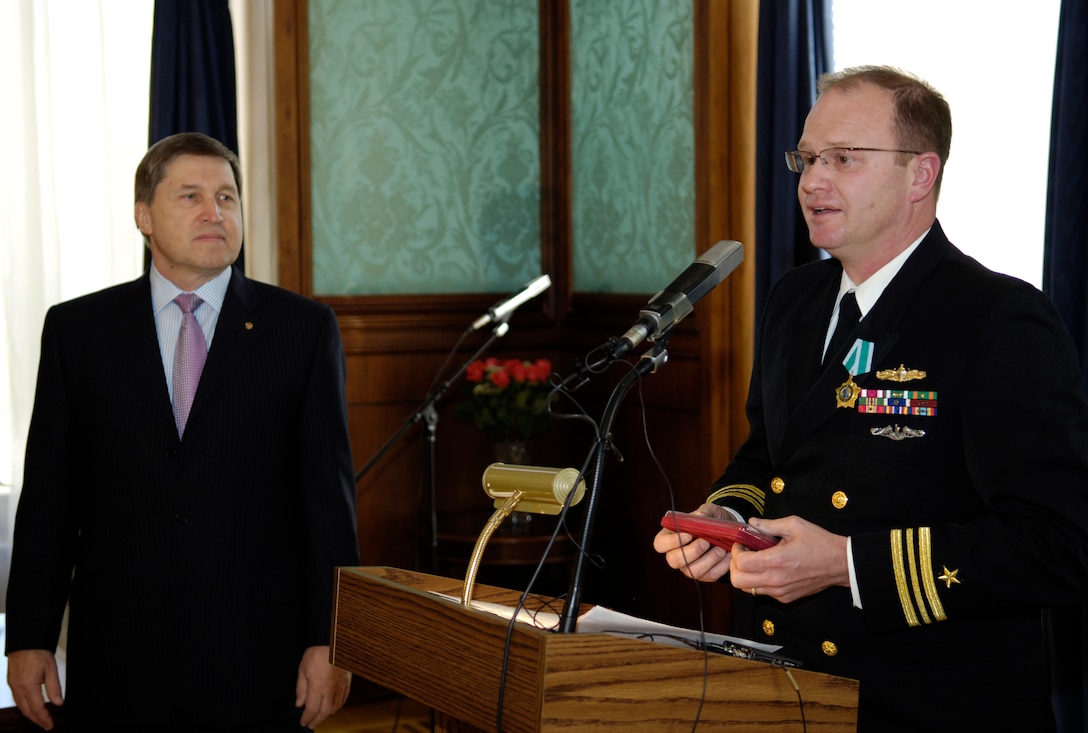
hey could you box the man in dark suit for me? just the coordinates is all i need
[655,66,1088,730]
[5,132,361,731]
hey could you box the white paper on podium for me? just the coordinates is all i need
[430,592,781,655]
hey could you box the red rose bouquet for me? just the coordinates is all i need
[456,357,553,442]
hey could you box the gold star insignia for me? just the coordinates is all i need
[835,374,861,408]
[938,566,960,589]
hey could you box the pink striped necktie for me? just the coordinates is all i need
[172,293,207,437]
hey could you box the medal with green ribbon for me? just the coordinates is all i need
[835,339,875,409]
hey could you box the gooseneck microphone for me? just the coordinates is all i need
[610,240,743,358]
[470,274,552,332]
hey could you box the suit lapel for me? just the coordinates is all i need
[759,265,838,463]
[774,225,952,460]
[776,276,846,459]
[188,268,261,426]
[114,274,175,425]
[786,282,836,410]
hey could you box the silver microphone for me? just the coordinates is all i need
[470,274,552,331]
[612,240,744,358]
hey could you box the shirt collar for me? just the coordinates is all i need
[150,263,232,315]
[837,229,930,317]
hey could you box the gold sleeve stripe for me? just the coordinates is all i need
[706,484,765,513]
[891,529,921,627]
[918,527,947,621]
[905,528,932,626]
[890,526,946,627]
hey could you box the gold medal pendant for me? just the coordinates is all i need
[836,374,861,408]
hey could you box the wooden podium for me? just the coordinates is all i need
[331,567,858,731]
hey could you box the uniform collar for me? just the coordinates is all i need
[836,228,930,317]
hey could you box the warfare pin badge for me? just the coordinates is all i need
[876,363,926,382]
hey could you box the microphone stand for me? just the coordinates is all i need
[354,319,512,571]
[558,340,670,633]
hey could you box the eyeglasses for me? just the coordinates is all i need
[784,147,922,174]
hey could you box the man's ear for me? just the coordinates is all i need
[910,152,941,202]
[135,201,152,235]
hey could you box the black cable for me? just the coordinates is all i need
[489,336,716,731]
[493,439,602,732]
[629,367,709,732]
[783,667,807,732]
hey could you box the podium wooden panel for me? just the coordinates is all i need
[331,567,858,732]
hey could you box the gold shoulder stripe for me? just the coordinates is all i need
[706,484,765,514]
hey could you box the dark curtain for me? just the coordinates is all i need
[149,0,238,152]
[753,0,832,323]
[146,0,240,269]
[1042,2,1088,730]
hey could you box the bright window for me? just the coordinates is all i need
[831,1,1061,287]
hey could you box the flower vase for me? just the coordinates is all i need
[493,440,533,531]
[493,439,531,466]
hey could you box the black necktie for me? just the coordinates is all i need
[824,291,860,366]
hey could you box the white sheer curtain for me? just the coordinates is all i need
[232,0,279,287]
[0,0,153,608]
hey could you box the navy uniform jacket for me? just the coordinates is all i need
[711,222,1088,731]
[6,267,361,727]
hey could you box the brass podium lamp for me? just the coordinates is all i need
[460,463,586,606]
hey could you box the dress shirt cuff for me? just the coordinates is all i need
[847,536,863,608]
[720,506,745,522]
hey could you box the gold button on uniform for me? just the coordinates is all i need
[771,477,785,494]
[761,619,775,637]
[821,640,838,657]
[831,491,849,509]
